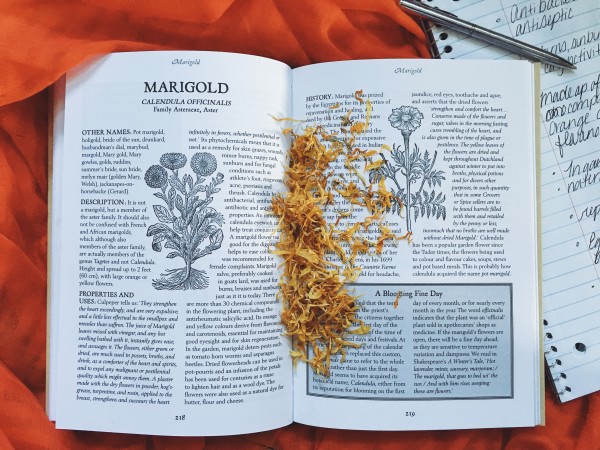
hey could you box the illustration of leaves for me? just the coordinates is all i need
[169,174,186,194]
[192,247,208,261]
[192,229,224,261]
[175,195,184,215]
[390,194,403,216]
[412,191,422,207]
[205,176,223,197]
[189,209,201,232]
[188,203,209,231]
[391,144,405,168]
[411,189,447,223]
[210,229,224,248]
[153,205,175,223]
[391,187,406,215]
[190,230,208,253]
[166,252,179,259]
[410,146,421,164]
[191,222,219,253]
[421,149,431,168]
[154,191,168,203]
[212,212,225,226]
[164,239,179,249]
[186,197,199,220]
[410,167,423,183]
[407,147,419,173]
[167,187,176,210]
[427,170,445,187]
[173,217,186,233]
[151,234,164,252]
[147,223,172,236]
[189,182,206,196]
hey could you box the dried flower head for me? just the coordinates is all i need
[144,164,168,189]
[389,106,423,133]
[191,152,218,176]
[160,152,187,170]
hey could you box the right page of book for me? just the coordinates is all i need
[427,0,600,402]
[290,58,542,430]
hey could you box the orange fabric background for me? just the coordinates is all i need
[0,0,598,448]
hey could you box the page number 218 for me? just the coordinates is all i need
[175,415,186,421]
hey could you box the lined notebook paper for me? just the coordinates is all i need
[424,0,600,402]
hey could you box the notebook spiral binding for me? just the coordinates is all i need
[421,17,475,60]
[421,19,443,59]
[544,321,572,398]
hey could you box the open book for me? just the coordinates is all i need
[422,0,600,403]
[49,51,543,434]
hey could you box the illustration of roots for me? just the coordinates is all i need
[370,105,446,234]
[144,152,224,290]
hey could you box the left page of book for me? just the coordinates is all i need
[49,51,293,435]
[47,76,66,420]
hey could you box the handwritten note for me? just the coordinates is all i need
[429,0,600,401]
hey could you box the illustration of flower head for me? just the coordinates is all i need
[160,152,187,170]
[389,106,424,134]
[191,152,218,176]
[144,165,168,189]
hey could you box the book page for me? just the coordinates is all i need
[290,59,542,430]
[429,0,600,403]
[50,51,293,435]
[47,77,66,420]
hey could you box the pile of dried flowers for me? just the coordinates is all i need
[271,96,408,376]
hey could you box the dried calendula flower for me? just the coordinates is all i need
[354,89,365,104]
[393,291,401,309]
[271,101,408,376]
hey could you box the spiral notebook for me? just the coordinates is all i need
[421,0,600,402]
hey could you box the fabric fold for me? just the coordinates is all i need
[0,0,594,448]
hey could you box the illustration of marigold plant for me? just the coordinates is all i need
[144,152,224,290]
[370,105,446,233]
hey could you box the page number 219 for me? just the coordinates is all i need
[406,411,415,417]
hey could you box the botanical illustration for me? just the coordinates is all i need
[144,152,224,290]
[370,106,446,233]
